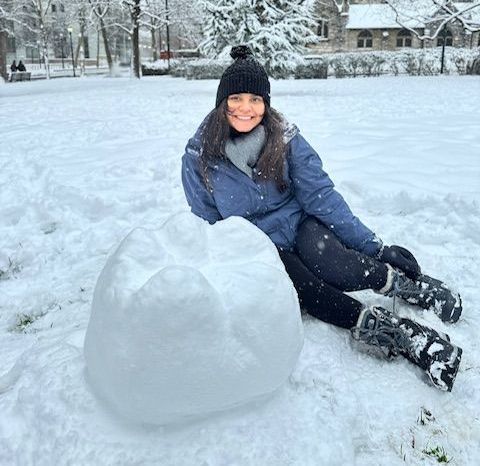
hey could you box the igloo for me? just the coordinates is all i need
[84,212,303,424]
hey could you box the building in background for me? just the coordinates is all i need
[310,0,480,54]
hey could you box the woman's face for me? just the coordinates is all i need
[226,93,265,133]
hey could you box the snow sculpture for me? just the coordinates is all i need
[84,212,303,424]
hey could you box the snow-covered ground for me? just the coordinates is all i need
[1,75,479,465]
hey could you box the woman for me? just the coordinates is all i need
[181,45,463,391]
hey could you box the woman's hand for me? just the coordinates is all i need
[378,245,421,279]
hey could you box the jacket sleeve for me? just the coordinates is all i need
[288,133,382,256]
[181,132,222,224]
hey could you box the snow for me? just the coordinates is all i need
[84,213,303,424]
[1,74,479,465]
[346,4,425,30]
[454,1,480,23]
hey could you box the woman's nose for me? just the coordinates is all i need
[237,99,252,112]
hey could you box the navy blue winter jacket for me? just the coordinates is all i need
[181,121,382,256]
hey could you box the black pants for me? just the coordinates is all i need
[278,217,388,329]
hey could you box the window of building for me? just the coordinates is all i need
[437,29,453,47]
[25,46,40,61]
[396,29,412,47]
[51,4,56,13]
[60,4,65,13]
[317,20,329,39]
[357,30,373,48]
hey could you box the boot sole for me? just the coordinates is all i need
[419,275,463,324]
[442,295,462,323]
[426,344,462,392]
[400,277,463,324]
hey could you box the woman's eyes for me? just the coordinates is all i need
[229,96,263,103]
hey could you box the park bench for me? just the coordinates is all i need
[9,72,32,82]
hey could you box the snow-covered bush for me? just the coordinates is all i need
[176,57,326,80]
[467,57,480,74]
[141,65,169,76]
[84,213,303,425]
[183,58,229,80]
[141,59,185,76]
[295,58,328,79]
[159,48,479,80]
[325,47,479,78]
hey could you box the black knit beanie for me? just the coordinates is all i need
[215,45,271,108]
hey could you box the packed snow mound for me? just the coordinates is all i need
[84,212,303,424]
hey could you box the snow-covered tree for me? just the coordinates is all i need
[86,0,115,71]
[142,0,167,61]
[0,3,11,80]
[166,0,204,51]
[111,0,142,78]
[200,0,318,75]
[0,29,7,81]
[0,0,56,78]
[385,0,480,39]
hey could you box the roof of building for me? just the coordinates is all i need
[345,2,480,30]
[454,2,480,24]
[346,4,425,30]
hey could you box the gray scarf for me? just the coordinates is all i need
[224,125,266,178]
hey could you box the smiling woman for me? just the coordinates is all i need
[226,93,265,133]
[181,45,463,392]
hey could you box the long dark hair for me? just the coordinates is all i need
[200,100,288,192]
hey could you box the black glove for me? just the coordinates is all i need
[378,245,421,279]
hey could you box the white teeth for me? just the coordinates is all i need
[236,116,252,120]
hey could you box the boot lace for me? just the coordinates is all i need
[391,274,424,314]
[352,312,410,358]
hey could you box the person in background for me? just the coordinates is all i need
[17,60,26,72]
[10,60,17,72]
[181,45,463,392]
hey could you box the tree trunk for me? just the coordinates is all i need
[151,27,157,61]
[0,30,7,82]
[96,28,100,68]
[41,32,51,79]
[132,0,141,78]
[98,10,113,72]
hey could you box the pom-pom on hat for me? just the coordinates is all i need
[215,45,271,108]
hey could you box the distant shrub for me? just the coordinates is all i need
[141,59,184,76]
[295,58,328,79]
[141,65,169,76]
[324,48,478,78]
[467,57,480,74]
[151,48,480,80]
[184,59,228,80]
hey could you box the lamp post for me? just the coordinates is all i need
[78,33,85,77]
[67,27,76,77]
[36,40,41,65]
[165,0,171,70]
[440,24,447,74]
[60,33,65,68]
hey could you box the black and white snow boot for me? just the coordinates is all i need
[379,266,462,323]
[351,306,462,391]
